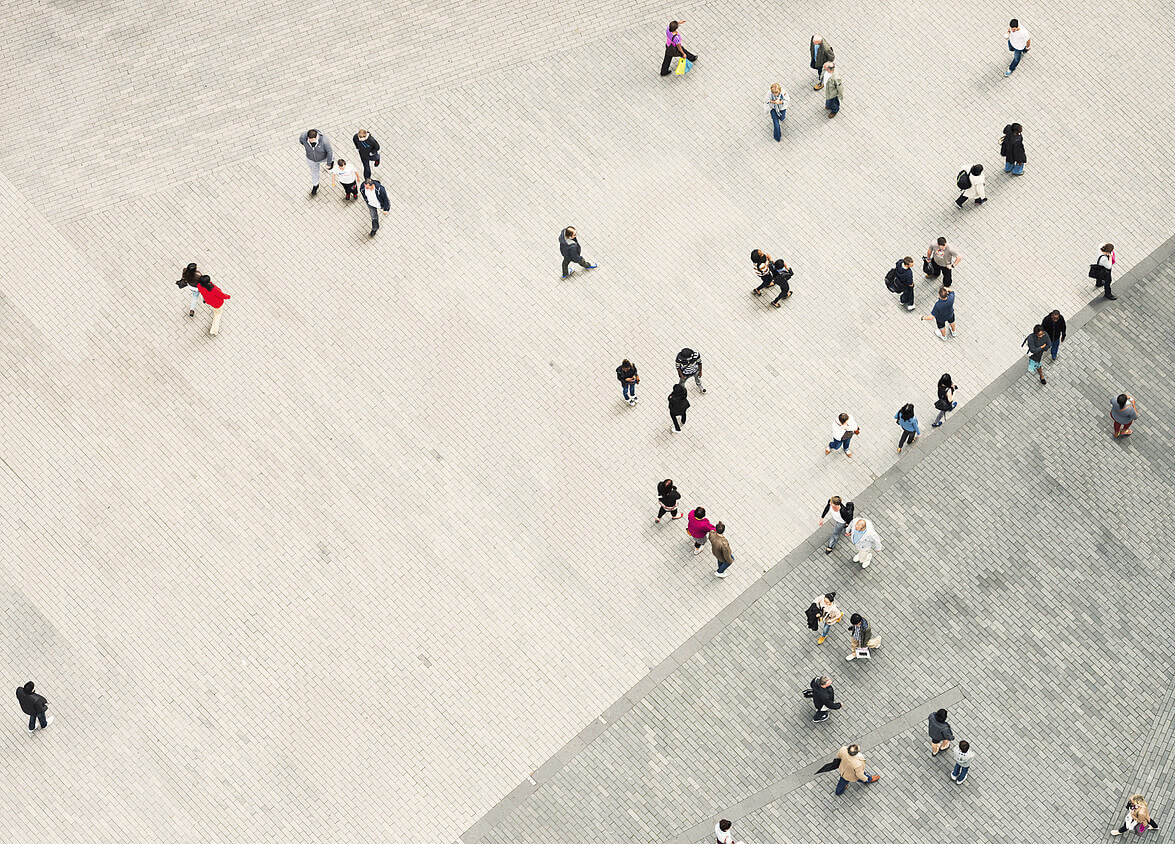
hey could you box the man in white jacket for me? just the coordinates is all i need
[849,519,883,568]
[955,164,987,208]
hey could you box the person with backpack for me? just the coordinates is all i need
[768,258,793,306]
[894,403,920,453]
[1001,123,1026,175]
[616,359,639,405]
[931,373,958,427]
[1022,324,1049,386]
[885,257,915,310]
[955,164,987,207]
[656,479,683,521]
[819,496,854,554]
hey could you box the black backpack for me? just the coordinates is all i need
[884,265,901,292]
[956,169,971,190]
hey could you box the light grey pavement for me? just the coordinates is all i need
[0,0,1173,841]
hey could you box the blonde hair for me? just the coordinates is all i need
[770,83,781,95]
[1131,795,1151,825]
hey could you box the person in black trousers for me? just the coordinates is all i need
[668,383,690,432]
[890,256,915,310]
[559,227,597,279]
[1094,243,1117,300]
[656,479,682,522]
[660,20,698,76]
[1041,309,1067,361]
[810,675,841,722]
[352,129,381,180]
[16,681,52,731]
[769,258,793,307]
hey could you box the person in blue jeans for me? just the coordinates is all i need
[763,83,789,141]
[833,744,880,794]
[894,403,920,453]
[951,740,974,783]
[1004,20,1031,76]
[1041,310,1066,361]
[615,359,639,405]
[1001,123,1026,175]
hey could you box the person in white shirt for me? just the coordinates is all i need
[849,518,883,568]
[813,592,842,644]
[361,178,390,237]
[955,164,987,207]
[763,83,789,141]
[1005,19,1031,76]
[715,819,742,844]
[824,412,858,458]
[329,159,359,200]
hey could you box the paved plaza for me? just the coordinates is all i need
[1,0,1173,841]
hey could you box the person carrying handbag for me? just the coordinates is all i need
[931,373,958,427]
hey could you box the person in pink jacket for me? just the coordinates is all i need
[687,507,715,554]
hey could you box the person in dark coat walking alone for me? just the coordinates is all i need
[1041,310,1067,361]
[16,681,52,731]
[931,373,958,427]
[1022,324,1049,385]
[810,675,842,722]
[559,227,597,279]
[352,129,381,180]
[1001,123,1026,175]
[889,256,915,310]
[668,383,690,432]
[656,479,682,522]
[616,359,639,405]
[361,178,391,237]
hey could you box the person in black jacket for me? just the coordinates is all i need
[931,373,958,428]
[889,256,915,310]
[1041,310,1067,361]
[1001,123,1026,175]
[810,675,841,722]
[559,227,597,279]
[616,359,640,405]
[656,479,682,522]
[16,681,51,731]
[352,129,381,180]
[361,178,391,237]
[819,496,854,554]
[668,383,690,432]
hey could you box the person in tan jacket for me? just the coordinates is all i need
[710,522,733,578]
[834,744,880,795]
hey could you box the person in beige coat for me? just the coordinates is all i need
[834,744,880,795]
[710,522,733,577]
[822,63,843,117]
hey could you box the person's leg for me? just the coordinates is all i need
[898,430,913,450]
[189,287,201,315]
[955,192,968,207]
[661,46,675,75]
[1008,46,1022,73]
[622,382,634,401]
[362,157,372,180]
[899,286,913,308]
[819,620,830,638]
[753,276,775,294]
[1104,275,1115,299]
[28,712,37,731]
[1113,421,1122,436]
[927,262,942,280]
[1050,337,1060,360]
[842,433,853,456]
[1012,162,1024,175]
[771,110,782,141]
[933,408,947,426]
[369,204,380,234]
[1121,422,1132,435]
[771,278,790,305]
[827,523,843,549]
[835,776,849,795]
[209,307,222,336]
[307,158,320,188]
[657,505,668,520]
[941,266,952,286]
[716,559,731,574]
[684,49,698,62]
[1005,158,1014,172]
[671,413,682,431]
[562,257,572,277]
[956,764,969,783]
[857,548,873,566]
[36,711,47,729]
[693,374,705,392]
[826,96,839,114]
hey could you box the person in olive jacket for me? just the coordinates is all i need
[1001,123,1026,175]
[16,681,52,731]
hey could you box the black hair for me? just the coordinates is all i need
[899,403,914,420]
[1117,394,1128,408]
[939,372,953,387]
[970,164,983,175]
[198,274,213,290]
[694,506,706,518]
[937,236,947,246]
[671,383,687,398]
[958,740,970,752]
[718,820,731,831]
[668,21,679,31]
[751,249,765,264]
[1033,324,1043,332]
[307,129,318,139]
[565,227,575,237]
[1009,18,1018,27]
[181,263,199,284]
[715,522,726,533]
[1010,123,1023,134]
[849,613,863,625]
[23,681,34,692]
[825,591,837,602]
[1050,310,1061,317]
[935,709,948,722]
[772,258,787,271]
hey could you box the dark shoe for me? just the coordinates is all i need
[1104,294,1118,300]
[586,263,598,269]
[974,198,987,205]
[931,421,943,428]
[1040,378,1047,385]
[951,401,958,409]
[188,310,195,317]
[369,229,377,237]
[813,711,830,722]
[752,288,762,296]
[955,196,967,207]
[310,185,318,196]
[813,83,824,90]
[827,111,837,118]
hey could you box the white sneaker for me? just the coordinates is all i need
[845,653,856,661]
[852,554,860,562]
[714,570,728,578]
[44,715,53,728]
[861,559,870,568]
[950,327,958,336]
[692,546,703,555]
[906,305,915,311]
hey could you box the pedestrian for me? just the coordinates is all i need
[656,479,683,522]
[924,236,962,285]
[1000,123,1026,175]
[849,518,882,568]
[710,522,733,577]
[1022,324,1049,386]
[931,373,958,427]
[894,403,920,453]
[951,740,974,783]
[845,612,880,660]
[1111,794,1160,836]
[616,358,640,405]
[824,412,859,457]
[668,384,690,433]
[921,285,956,341]
[1004,19,1032,76]
[1092,242,1117,300]
[809,35,834,89]
[955,164,987,207]
[809,675,842,722]
[559,227,598,279]
[352,129,381,181]
[928,708,954,755]
[819,495,854,554]
[1110,393,1137,437]
[177,262,201,317]
[715,818,743,844]
[830,744,880,793]
[197,275,230,336]
[16,681,52,731]
[808,591,842,644]
[675,348,706,393]
[298,129,334,196]
[361,177,391,237]
[887,256,916,311]
[822,62,843,118]
[764,83,789,141]
[328,158,360,200]
[750,249,776,296]
[768,258,793,306]
[660,20,698,77]
[686,506,714,554]
[1041,309,1067,360]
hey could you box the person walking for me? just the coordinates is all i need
[616,359,640,405]
[951,740,974,783]
[197,275,230,336]
[931,373,958,427]
[1004,19,1032,76]
[831,744,880,793]
[710,522,733,577]
[894,404,920,453]
[328,158,360,200]
[352,129,381,181]
[1111,393,1138,437]
[768,258,794,306]
[928,709,954,755]
[809,35,835,89]
[16,681,52,731]
[1111,794,1160,836]
[660,20,698,76]
[887,256,916,310]
[819,496,854,554]
[1041,309,1067,361]
[715,819,743,844]
[686,506,714,554]
[764,83,789,141]
[809,675,841,722]
[921,286,957,341]
[845,612,880,660]
[1093,243,1117,300]
[177,262,201,317]
[849,518,882,568]
[824,412,859,457]
[822,63,843,118]
[361,178,391,237]
[656,479,683,522]
[298,129,334,196]
[1000,123,1026,175]
[675,348,705,393]
[809,591,842,644]
[955,164,987,207]
[924,236,962,285]
[1022,324,1049,386]
[559,227,597,279]
[751,249,776,296]
[668,384,690,432]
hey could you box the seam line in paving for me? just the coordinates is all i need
[458,231,1175,844]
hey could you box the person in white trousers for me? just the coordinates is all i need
[955,164,987,207]
[849,518,883,568]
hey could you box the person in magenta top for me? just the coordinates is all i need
[687,506,714,554]
[197,275,230,336]
[660,19,698,76]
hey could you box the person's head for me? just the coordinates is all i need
[198,274,213,290]
[718,820,732,832]
[1033,324,1044,335]
[694,506,706,518]
[363,178,374,188]
[958,740,970,753]
[565,226,576,238]
[819,675,831,687]
[1117,393,1129,408]
[337,158,346,167]
[903,256,914,267]
[937,236,947,246]
[770,83,781,96]
[307,129,319,143]
[751,249,766,264]
[829,495,842,507]
[1049,309,1061,321]
[823,61,835,72]
[812,35,823,44]
[663,478,673,487]
[1102,243,1114,254]
[772,258,787,271]
[939,372,952,387]
[823,591,836,603]
[680,347,695,359]
[837,412,849,424]
[846,743,859,755]
[715,522,726,534]
[22,681,34,693]
[668,20,679,32]
[182,262,198,283]
[970,163,983,176]
[1009,18,1019,28]
[1010,123,1023,134]
[849,612,863,625]
[938,286,950,299]
[854,519,866,530]
[357,129,368,140]
[671,383,687,399]
[899,403,914,419]
[935,708,948,723]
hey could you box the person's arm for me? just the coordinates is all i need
[952,254,962,267]
[696,363,702,377]
[1059,317,1067,340]
[925,246,933,260]
[371,137,380,154]
[1025,37,1031,48]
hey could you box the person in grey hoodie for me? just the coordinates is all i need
[299,129,334,196]
[1021,324,1049,386]
[559,227,597,279]
[929,708,954,755]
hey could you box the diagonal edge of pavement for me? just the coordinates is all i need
[658,686,966,844]
[456,232,1175,844]
[1109,669,1175,836]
